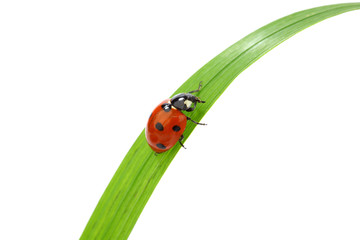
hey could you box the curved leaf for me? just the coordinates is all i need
[81,3,360,240]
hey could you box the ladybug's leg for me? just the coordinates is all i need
[188,81,203,94]
[187,116,206,125]
[178,135,186,149]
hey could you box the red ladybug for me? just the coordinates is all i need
[145,82,206,153]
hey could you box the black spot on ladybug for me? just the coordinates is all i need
[156,143,166,149]
[161,103,171,112]
[155,122,164,131]
[172,125,181,132]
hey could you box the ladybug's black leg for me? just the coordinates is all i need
[178,135,186,149]
[187,116,206,125]
[188,81,203,94]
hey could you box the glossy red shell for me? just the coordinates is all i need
[145,99,187,153]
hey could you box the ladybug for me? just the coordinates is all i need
[145,82,206,153]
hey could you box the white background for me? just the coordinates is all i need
[1,1,360,239]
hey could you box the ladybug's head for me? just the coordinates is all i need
[170,93,205,112]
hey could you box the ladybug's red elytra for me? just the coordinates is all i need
[145,82,206,153]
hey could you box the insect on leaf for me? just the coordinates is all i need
[81,3,360,240]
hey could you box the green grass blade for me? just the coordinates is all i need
[81,3,360,239]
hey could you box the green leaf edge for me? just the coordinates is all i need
[81,3,360,240]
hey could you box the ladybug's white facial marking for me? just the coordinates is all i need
[184,100,192,108]
[161,103,171,112]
